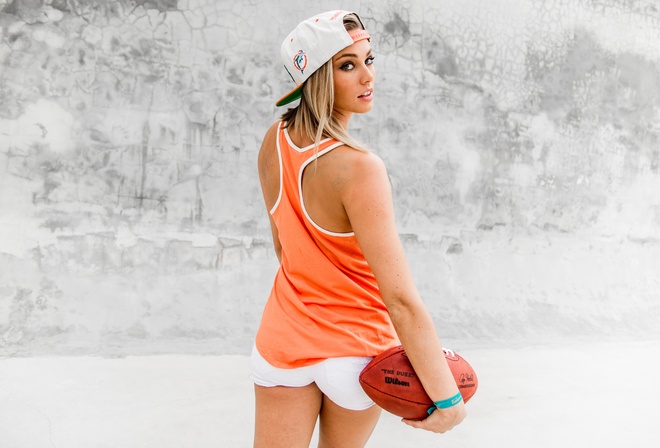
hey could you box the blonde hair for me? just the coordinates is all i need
[281,13,369,152]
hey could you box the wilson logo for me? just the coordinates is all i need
[385,376,410,387]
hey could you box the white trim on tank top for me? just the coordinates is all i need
[270,125,354,237]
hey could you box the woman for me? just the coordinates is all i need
[253,10,466,447]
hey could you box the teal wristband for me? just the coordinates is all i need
[427,392,463,415]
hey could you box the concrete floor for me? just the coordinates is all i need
[1,340,659,448]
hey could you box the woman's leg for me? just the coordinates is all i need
[317,396,382,448]
[253,383,323,448]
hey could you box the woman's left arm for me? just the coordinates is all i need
[340,149,466,433]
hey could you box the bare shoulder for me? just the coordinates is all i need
[354,148,387,179]
[327,146,391,208]
[341,145,388,180]
[258,122,280,171]
[259,122,279,155]
[258,121,281,209]
[330,145,387,181]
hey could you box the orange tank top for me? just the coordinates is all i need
[255,122,397,368]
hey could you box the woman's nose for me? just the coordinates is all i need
[361,65,375,84]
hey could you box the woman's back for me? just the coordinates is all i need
[260,121,379,235]
[255,121,397,368]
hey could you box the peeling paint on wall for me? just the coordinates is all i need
[1,0,659,355]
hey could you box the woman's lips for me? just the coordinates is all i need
[358,89,373,100]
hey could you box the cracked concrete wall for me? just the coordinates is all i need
[1,0,659,356]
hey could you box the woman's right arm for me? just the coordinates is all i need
[257,122,282,263]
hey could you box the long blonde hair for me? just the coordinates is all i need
[281,14,369,152]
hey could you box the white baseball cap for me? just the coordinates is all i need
[276,10,370,107]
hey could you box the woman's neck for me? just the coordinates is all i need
[334,110,352,130]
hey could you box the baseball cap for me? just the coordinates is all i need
[276,10,371,107]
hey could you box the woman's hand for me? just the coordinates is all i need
[401,401,466,433]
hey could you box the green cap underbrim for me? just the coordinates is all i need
[276,84,303,107]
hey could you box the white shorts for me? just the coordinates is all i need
[250,345,375,411]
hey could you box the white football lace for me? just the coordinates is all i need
[442,347,455,357]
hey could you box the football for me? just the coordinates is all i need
[359,345,478,420]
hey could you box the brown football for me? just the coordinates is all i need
[359,345,478,420]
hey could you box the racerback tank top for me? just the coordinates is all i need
[255,121,397,368]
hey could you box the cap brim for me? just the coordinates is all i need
[276,84,303,107]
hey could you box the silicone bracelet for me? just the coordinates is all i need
[427,392,463,415]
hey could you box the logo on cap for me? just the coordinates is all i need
[293,50,308,74]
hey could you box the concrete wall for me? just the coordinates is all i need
[1,0,659,356]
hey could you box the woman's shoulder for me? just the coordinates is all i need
[321,145,389,199]
[333,144,386,173]
[259,121,281,152]
[263,120,281,140]
[258,121,282,173]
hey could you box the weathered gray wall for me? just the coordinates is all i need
[1,0,659,356]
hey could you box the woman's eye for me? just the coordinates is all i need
[340,62,355,71]
[366,56,375,65]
